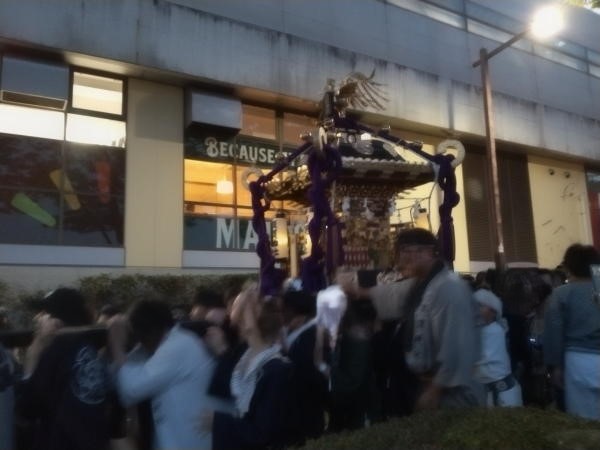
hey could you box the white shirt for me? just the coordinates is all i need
[117,326,233,450]
[475,321,512,384]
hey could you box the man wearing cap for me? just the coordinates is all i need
[16,288,112,450]
[394,228,483,409]
[473,288,522,407]
[342,228,483,412]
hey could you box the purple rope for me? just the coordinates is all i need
[378,130,459,267]
[301,143,343,293]
[249,141,313,297]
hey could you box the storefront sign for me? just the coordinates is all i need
[185,132,284,166]
[184,215,271,251]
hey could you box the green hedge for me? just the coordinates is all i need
[302,407,600,450]
[0,273,257,328]
[78,272,257,313]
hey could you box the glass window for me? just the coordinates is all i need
[0,189,60,244]
[62,193,124,246]
[547,39,586,59]
[0,68,127,249]
[66,113,126,147]
[283,113,316,145]
[235,165,267,207]
[184,160,234,205]
[465,2,522,35]
[467,19,532,52]
[64,143,125,196]
[534,45,587,71]
[72,72,124,115]
[240,105,276,139]
[184,106,304,253]
[588,50,600,66]
[589,64,600,78]
[0,133,61,190]
[388,0,465,29]
[0,104,64,140]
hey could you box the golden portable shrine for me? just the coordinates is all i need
[244,71,465,294]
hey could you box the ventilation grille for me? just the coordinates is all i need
[1,90,67,110]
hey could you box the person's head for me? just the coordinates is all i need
[474,289,503,325]
[395,228,440,278]
[562,244,600,279]
[35,288,93,328]
[256,300,283,345]
[282,290,316,328]
[97,304,120,325]
[190,288,224,321]
[128,300,174,354]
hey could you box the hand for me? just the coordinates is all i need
[35,313,62,336]
[196,410,214,434]
[230,283,259,327]
[204,326,228,356]
[416,383,442,411]
[107,315,130,365]
[24,313,61,376]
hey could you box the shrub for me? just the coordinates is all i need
[301,408,599,450]
[1,273,257,329]
[79,273,257,314]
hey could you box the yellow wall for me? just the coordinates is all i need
[528,155,592,268]
[125,79,183,267]
[392,134,470,273]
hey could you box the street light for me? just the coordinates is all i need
[472,5,564,271]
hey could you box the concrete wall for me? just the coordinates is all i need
[0,0,599,161]
[528,155,593,268]
[125,79,183,268]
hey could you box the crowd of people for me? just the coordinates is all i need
[0,229,599,450]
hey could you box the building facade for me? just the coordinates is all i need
[0,0,599,291]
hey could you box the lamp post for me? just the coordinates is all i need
[472,6,564,271]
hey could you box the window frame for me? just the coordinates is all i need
[68,67,127,121]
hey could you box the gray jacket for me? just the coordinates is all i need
[543,281,600,367]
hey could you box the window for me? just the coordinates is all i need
[467,19,532,52]
[72,72,123,115]
[0,69,126,247]
[533,45,588,71]
[388,0,465,29]
[183,105,312,251]
[241,105,276,140]
[462,146,537,263]
[283,113,315,145]
[0,103,64,140]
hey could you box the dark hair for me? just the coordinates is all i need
[129,300,174,339]
[99,304,120,318]
[340,299,377,333]
[193,287,225,309]
[562,244,600,278]
[256,300,283,343]
[282,290,316,317]
[41,288,93,326]
[395,228,440,254]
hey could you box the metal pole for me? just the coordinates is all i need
[479,48,506,271]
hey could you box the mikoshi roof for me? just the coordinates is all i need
[264,143,434,204]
